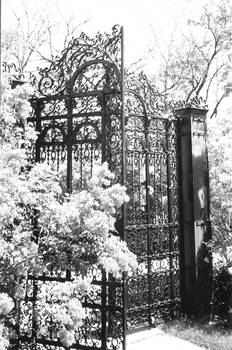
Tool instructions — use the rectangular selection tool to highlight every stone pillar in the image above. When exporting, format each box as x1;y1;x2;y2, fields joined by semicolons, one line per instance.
175;99;212;316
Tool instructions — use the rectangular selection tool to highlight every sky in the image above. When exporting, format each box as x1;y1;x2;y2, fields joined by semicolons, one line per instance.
1;0;204;73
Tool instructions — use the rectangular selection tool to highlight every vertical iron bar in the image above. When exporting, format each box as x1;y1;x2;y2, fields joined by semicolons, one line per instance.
101;271;107;350
144;115;152;325
120;26;127;350
121;25;126;236
35;100;42;163
101;92;107;350
154;154;157;225
166;119;174;318
66;96;73;193
159;155;163;222
66;96;73;280
177;117;185;313
101;93;107;162
31;99;42;346
31;278;38;343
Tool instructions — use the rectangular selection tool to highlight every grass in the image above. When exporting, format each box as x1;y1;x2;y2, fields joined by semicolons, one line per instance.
158;318;232;350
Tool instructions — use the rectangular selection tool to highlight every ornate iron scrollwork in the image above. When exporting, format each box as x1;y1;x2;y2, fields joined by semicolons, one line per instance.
2;61;26;87
34;25;122;96
124;71;181;331
174;96;208;110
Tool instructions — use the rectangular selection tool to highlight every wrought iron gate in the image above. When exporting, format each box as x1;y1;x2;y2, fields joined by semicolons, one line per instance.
124;91;181;330
15;26;181;350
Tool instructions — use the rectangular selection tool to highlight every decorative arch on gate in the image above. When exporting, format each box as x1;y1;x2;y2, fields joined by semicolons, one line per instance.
68;59;121;93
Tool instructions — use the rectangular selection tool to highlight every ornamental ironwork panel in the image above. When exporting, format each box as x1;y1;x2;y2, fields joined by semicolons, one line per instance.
14;26;125;350
124;90;181;330
11;26;182;350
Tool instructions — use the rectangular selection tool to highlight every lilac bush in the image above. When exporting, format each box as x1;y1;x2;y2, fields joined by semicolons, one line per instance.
0;75;137;348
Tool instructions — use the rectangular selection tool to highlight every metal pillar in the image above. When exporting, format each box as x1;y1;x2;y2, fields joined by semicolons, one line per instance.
176;101;212;316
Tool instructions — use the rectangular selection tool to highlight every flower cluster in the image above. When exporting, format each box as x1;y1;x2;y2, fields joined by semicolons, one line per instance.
37;162;136;279
0;324;10;350
99;235;138;278
0;294;14;316
0;77;36;148
37;277;90;346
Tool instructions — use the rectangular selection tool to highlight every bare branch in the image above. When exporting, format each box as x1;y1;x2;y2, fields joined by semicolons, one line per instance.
205;63;225;101
209;91;227;118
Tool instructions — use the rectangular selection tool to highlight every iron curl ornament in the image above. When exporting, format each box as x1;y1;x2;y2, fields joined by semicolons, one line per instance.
2;61;26;87
34;25;122;96
174;96;208;110
125;71;173;117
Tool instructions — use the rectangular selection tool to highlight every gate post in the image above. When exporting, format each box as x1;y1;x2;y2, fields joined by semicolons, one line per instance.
175;100;212;317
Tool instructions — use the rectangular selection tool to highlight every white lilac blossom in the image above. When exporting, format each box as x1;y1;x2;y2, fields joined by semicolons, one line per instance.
0;294;14;315
0;324;10;350
37;279;88;345
57;328;76;348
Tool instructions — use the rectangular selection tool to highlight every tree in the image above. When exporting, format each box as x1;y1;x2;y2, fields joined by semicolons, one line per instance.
1;0;90;73
207;108;232;319
148;0;232;117
208;110;232;267
0;73;137;348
